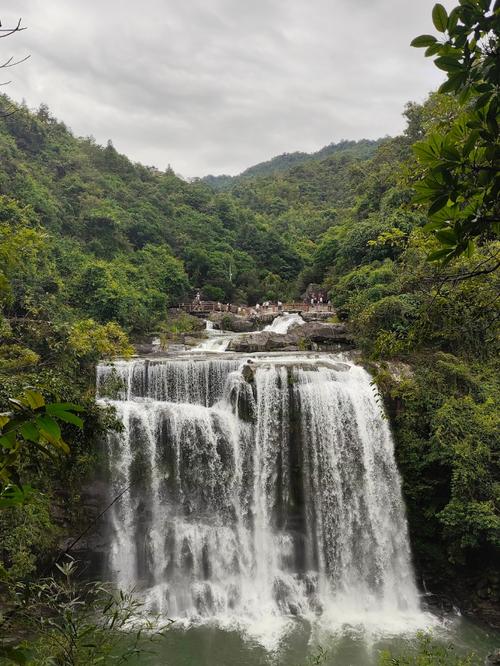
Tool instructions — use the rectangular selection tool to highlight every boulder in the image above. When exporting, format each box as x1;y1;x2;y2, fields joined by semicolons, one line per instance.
241;363;255;383
227;331;299;353
227;322;354;352
209;312;256;332
288;321;353;345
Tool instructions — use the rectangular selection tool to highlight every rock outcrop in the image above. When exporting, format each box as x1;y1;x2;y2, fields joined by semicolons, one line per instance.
209;312;257;332
227;322;354;352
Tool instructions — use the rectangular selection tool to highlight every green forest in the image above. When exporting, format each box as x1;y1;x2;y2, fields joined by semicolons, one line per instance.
0;1;499;664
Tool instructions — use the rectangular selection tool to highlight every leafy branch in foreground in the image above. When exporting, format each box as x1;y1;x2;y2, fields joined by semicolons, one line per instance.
411;1;500;262
0;558;172;665
0;390;83;508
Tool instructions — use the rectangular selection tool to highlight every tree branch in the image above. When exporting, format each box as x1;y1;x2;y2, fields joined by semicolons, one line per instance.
0;18;26;39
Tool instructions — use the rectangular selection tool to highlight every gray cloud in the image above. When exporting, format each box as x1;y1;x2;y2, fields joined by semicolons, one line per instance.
5;0;456;176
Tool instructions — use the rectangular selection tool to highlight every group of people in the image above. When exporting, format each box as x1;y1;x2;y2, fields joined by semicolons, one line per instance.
307;294;328;306
189;292;330;314
254;301;283;312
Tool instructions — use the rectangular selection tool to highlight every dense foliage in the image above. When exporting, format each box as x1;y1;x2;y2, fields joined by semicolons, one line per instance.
0;94;313;330
411;0;500;260
0;1;498;653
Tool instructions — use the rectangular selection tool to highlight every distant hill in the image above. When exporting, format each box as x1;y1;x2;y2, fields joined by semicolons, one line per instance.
202;138;384;190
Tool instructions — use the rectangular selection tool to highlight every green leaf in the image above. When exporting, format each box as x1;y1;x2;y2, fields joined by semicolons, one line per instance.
21;390;45;410
50;409;83;428
462;130;480;157
428;195;450;215
432;3;449;32
411;34;438;47
0;431;17;450
0;484;33;509
46;403;84;428
426;203;457;228
424;218;448;232
0;413;10;429
435;228;457;245
46;402;84;413
425;43;442;57
435;56;462;72
442;145;461;162
427;248;454;262
35;415;62;445
447;7;460;31
475;91;492;110
413;184;441;204
458;85;472;104
413;142;439;163
439;72;466;93
20;421;40;443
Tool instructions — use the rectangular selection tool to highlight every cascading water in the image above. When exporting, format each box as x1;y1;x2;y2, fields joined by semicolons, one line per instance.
263;313;305;334
97;352;430;645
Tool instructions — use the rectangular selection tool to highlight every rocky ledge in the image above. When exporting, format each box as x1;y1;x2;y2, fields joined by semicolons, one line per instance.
209;310;335;332
227;321;354;352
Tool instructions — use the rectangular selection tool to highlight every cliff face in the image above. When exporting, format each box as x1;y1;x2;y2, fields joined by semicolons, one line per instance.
372;360;500;632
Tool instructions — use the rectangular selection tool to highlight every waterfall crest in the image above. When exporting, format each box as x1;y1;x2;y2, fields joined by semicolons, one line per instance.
98;353;426;639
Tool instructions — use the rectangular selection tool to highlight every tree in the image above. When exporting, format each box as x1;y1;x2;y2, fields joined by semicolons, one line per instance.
0;17;29;116
411;1;500;262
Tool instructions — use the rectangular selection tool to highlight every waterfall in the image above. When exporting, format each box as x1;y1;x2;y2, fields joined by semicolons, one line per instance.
263;313;305;334
98;353;427;642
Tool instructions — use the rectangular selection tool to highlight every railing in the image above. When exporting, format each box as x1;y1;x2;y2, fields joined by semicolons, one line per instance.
177;302;333;315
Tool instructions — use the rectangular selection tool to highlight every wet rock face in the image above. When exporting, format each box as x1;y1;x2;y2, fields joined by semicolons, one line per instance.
241;363;255;383
486;649;500;665
227;322;354;353
290;321;352;343
59;480;111;578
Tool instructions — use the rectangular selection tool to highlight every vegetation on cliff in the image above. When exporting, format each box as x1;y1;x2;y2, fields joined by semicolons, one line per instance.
0;2;498;657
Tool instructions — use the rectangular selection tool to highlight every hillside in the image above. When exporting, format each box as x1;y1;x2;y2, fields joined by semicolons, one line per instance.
0;91;498;629
0;95;305;334
202;137;383;190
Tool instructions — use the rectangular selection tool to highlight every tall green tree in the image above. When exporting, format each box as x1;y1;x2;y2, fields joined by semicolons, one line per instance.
411;0;500;262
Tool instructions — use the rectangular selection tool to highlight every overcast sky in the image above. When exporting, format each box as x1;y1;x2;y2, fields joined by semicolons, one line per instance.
6;0;455;177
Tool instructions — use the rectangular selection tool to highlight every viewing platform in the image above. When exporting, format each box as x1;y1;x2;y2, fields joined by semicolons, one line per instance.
177;301;334;317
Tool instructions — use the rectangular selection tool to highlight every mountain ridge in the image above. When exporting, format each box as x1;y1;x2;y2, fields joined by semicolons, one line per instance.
201;137;384;190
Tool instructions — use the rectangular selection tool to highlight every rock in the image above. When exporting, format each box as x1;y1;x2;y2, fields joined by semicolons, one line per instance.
227;322;354;353
209;312;256;332
183;335;205;347
229;318;256;333
486;650;500;665
241;363;255;383
300;311;335;322
289;321;353;345
227;331;299;353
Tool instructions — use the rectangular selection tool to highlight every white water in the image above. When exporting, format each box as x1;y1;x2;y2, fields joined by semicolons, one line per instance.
263;313;306;334
191;320;235;352
98;352;433;648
